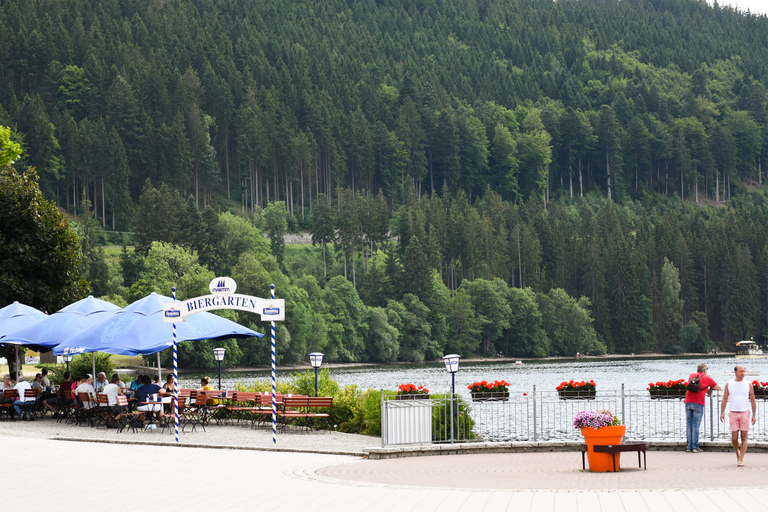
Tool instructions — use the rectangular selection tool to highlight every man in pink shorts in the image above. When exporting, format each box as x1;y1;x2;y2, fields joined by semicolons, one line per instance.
719;365;756;466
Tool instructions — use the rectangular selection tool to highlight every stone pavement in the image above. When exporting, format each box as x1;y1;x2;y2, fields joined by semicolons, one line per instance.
3;432;768;511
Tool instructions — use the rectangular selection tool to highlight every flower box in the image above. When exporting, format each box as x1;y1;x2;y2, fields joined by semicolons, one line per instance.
556;380;596;400
396;383;430;399
558;389;596;400
752;381;768;399
394;394;431;400
471;391;509;402
649;388;686;399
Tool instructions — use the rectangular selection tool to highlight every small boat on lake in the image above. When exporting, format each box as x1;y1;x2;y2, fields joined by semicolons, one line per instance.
735;340;768;359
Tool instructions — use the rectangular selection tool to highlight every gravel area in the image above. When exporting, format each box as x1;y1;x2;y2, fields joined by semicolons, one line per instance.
0;414;379;456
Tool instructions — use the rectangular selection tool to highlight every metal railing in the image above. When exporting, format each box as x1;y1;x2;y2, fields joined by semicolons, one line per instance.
381;387;768;446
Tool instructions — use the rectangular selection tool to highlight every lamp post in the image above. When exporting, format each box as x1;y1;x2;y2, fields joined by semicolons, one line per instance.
63;353;73;373
213;347;226;390
442;354;461;444
309;352;324;397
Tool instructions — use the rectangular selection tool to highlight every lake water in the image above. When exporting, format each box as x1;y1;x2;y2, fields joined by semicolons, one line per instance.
177;355;766;396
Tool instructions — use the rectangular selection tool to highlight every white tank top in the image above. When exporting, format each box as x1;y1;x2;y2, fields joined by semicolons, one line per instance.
728;379;751;412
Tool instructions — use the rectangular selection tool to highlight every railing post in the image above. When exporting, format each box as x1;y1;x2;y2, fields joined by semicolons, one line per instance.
532;385;537;442
621;383;625;425
380;389;386;447
710;391;715;441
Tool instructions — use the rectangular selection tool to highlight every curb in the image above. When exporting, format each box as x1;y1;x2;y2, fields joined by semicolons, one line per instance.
364;439;768;459
53;436;367;457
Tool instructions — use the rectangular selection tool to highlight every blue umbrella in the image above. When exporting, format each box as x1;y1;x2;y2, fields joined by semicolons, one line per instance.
0;302;48;341
2;296;121;351
53;292;262;356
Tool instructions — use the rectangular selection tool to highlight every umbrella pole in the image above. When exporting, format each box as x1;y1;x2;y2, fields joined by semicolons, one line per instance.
15;345;19;379
157;352;162;382
172;287;179;444
92;353;96;380
271;284;277;446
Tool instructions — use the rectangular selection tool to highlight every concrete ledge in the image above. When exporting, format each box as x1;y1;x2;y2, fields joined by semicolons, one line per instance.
364;440;768;459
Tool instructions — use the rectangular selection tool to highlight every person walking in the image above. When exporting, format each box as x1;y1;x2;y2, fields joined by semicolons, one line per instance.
719;365;756;466
685;363;720;452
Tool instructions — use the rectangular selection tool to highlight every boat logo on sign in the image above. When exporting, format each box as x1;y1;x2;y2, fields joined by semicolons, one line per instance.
209;277;237;296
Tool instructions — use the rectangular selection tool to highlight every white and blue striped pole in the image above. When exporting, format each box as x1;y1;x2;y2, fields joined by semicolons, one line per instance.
271;284;277;446
172;287;179;444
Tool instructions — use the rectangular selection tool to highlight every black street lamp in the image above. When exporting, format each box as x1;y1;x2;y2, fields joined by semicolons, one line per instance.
309;352;324;397
213;347;226;390
442;354;461;444
63;353;73;373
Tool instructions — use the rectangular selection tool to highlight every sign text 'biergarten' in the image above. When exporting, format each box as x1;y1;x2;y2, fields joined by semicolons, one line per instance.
162;277;285;322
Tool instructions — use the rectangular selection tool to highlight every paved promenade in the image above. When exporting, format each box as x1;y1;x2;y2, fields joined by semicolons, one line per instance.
3;424;768;511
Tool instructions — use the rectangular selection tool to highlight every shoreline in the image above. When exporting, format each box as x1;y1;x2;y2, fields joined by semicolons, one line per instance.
189;351;738;374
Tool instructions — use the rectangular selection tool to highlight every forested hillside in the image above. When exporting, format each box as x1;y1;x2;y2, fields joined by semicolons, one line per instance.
2;0;768;365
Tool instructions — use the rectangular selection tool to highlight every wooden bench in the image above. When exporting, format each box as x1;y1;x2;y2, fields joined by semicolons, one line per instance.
581;441;649;472
278;396;333;431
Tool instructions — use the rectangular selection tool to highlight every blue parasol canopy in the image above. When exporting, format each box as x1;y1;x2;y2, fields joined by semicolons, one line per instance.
0;302;48;342
53;292;262;357
2;296;120;350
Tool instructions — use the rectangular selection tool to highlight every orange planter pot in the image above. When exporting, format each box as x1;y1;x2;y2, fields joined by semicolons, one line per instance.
580;425;626;472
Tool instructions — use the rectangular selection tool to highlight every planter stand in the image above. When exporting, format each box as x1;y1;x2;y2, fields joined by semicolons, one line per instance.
580;425;627;472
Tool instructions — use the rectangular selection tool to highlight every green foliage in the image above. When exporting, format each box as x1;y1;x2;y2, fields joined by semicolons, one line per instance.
68;353;115;380
429;394;476;443
0;125;22;167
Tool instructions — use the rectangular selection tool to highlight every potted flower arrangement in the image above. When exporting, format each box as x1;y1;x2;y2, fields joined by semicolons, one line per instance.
574;410;625;472
556;380;596;400
468;380;510;401
752;381;768;399
395;383;430;400
647;379;686;399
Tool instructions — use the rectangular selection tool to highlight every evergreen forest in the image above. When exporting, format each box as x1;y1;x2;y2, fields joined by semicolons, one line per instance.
2;0;768;367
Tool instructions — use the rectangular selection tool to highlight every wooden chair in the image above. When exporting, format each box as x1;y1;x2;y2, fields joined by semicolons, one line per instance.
115;395;144;433
0;389;17;419
77;392;96;426
95;393;112;428
227;392;259;425
180;394;210;432
21;389;39;419
160;396;186;433
59;389;76;423
250;393;281;429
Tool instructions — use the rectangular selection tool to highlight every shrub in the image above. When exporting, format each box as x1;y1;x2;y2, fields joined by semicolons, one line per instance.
68;353;115;380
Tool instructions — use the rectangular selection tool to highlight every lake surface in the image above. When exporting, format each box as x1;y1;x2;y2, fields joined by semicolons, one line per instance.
178;355;766;396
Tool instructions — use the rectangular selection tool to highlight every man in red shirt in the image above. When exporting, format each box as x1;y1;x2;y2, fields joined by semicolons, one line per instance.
685;363;721;452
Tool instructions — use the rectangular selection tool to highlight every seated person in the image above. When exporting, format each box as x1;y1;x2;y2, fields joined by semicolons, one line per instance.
1;374;14;405
197;376;219;406
162;374;176;394
74;374;96;409
30;373;44;394
12;375;35;420
44;372;72;414
129;375;143;393
135;375;166;421
102;374;126;427
94;372;108;393
111;373;126;390
41;368;51;388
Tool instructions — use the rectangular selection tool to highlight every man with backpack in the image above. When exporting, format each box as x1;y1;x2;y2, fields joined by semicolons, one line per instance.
685;363;721;452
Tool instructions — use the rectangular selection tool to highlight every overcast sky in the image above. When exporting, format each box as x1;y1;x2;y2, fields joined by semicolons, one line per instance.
714;0;766;15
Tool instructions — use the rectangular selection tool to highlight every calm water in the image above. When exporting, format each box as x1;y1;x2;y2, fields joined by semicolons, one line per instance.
177;355;766;396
